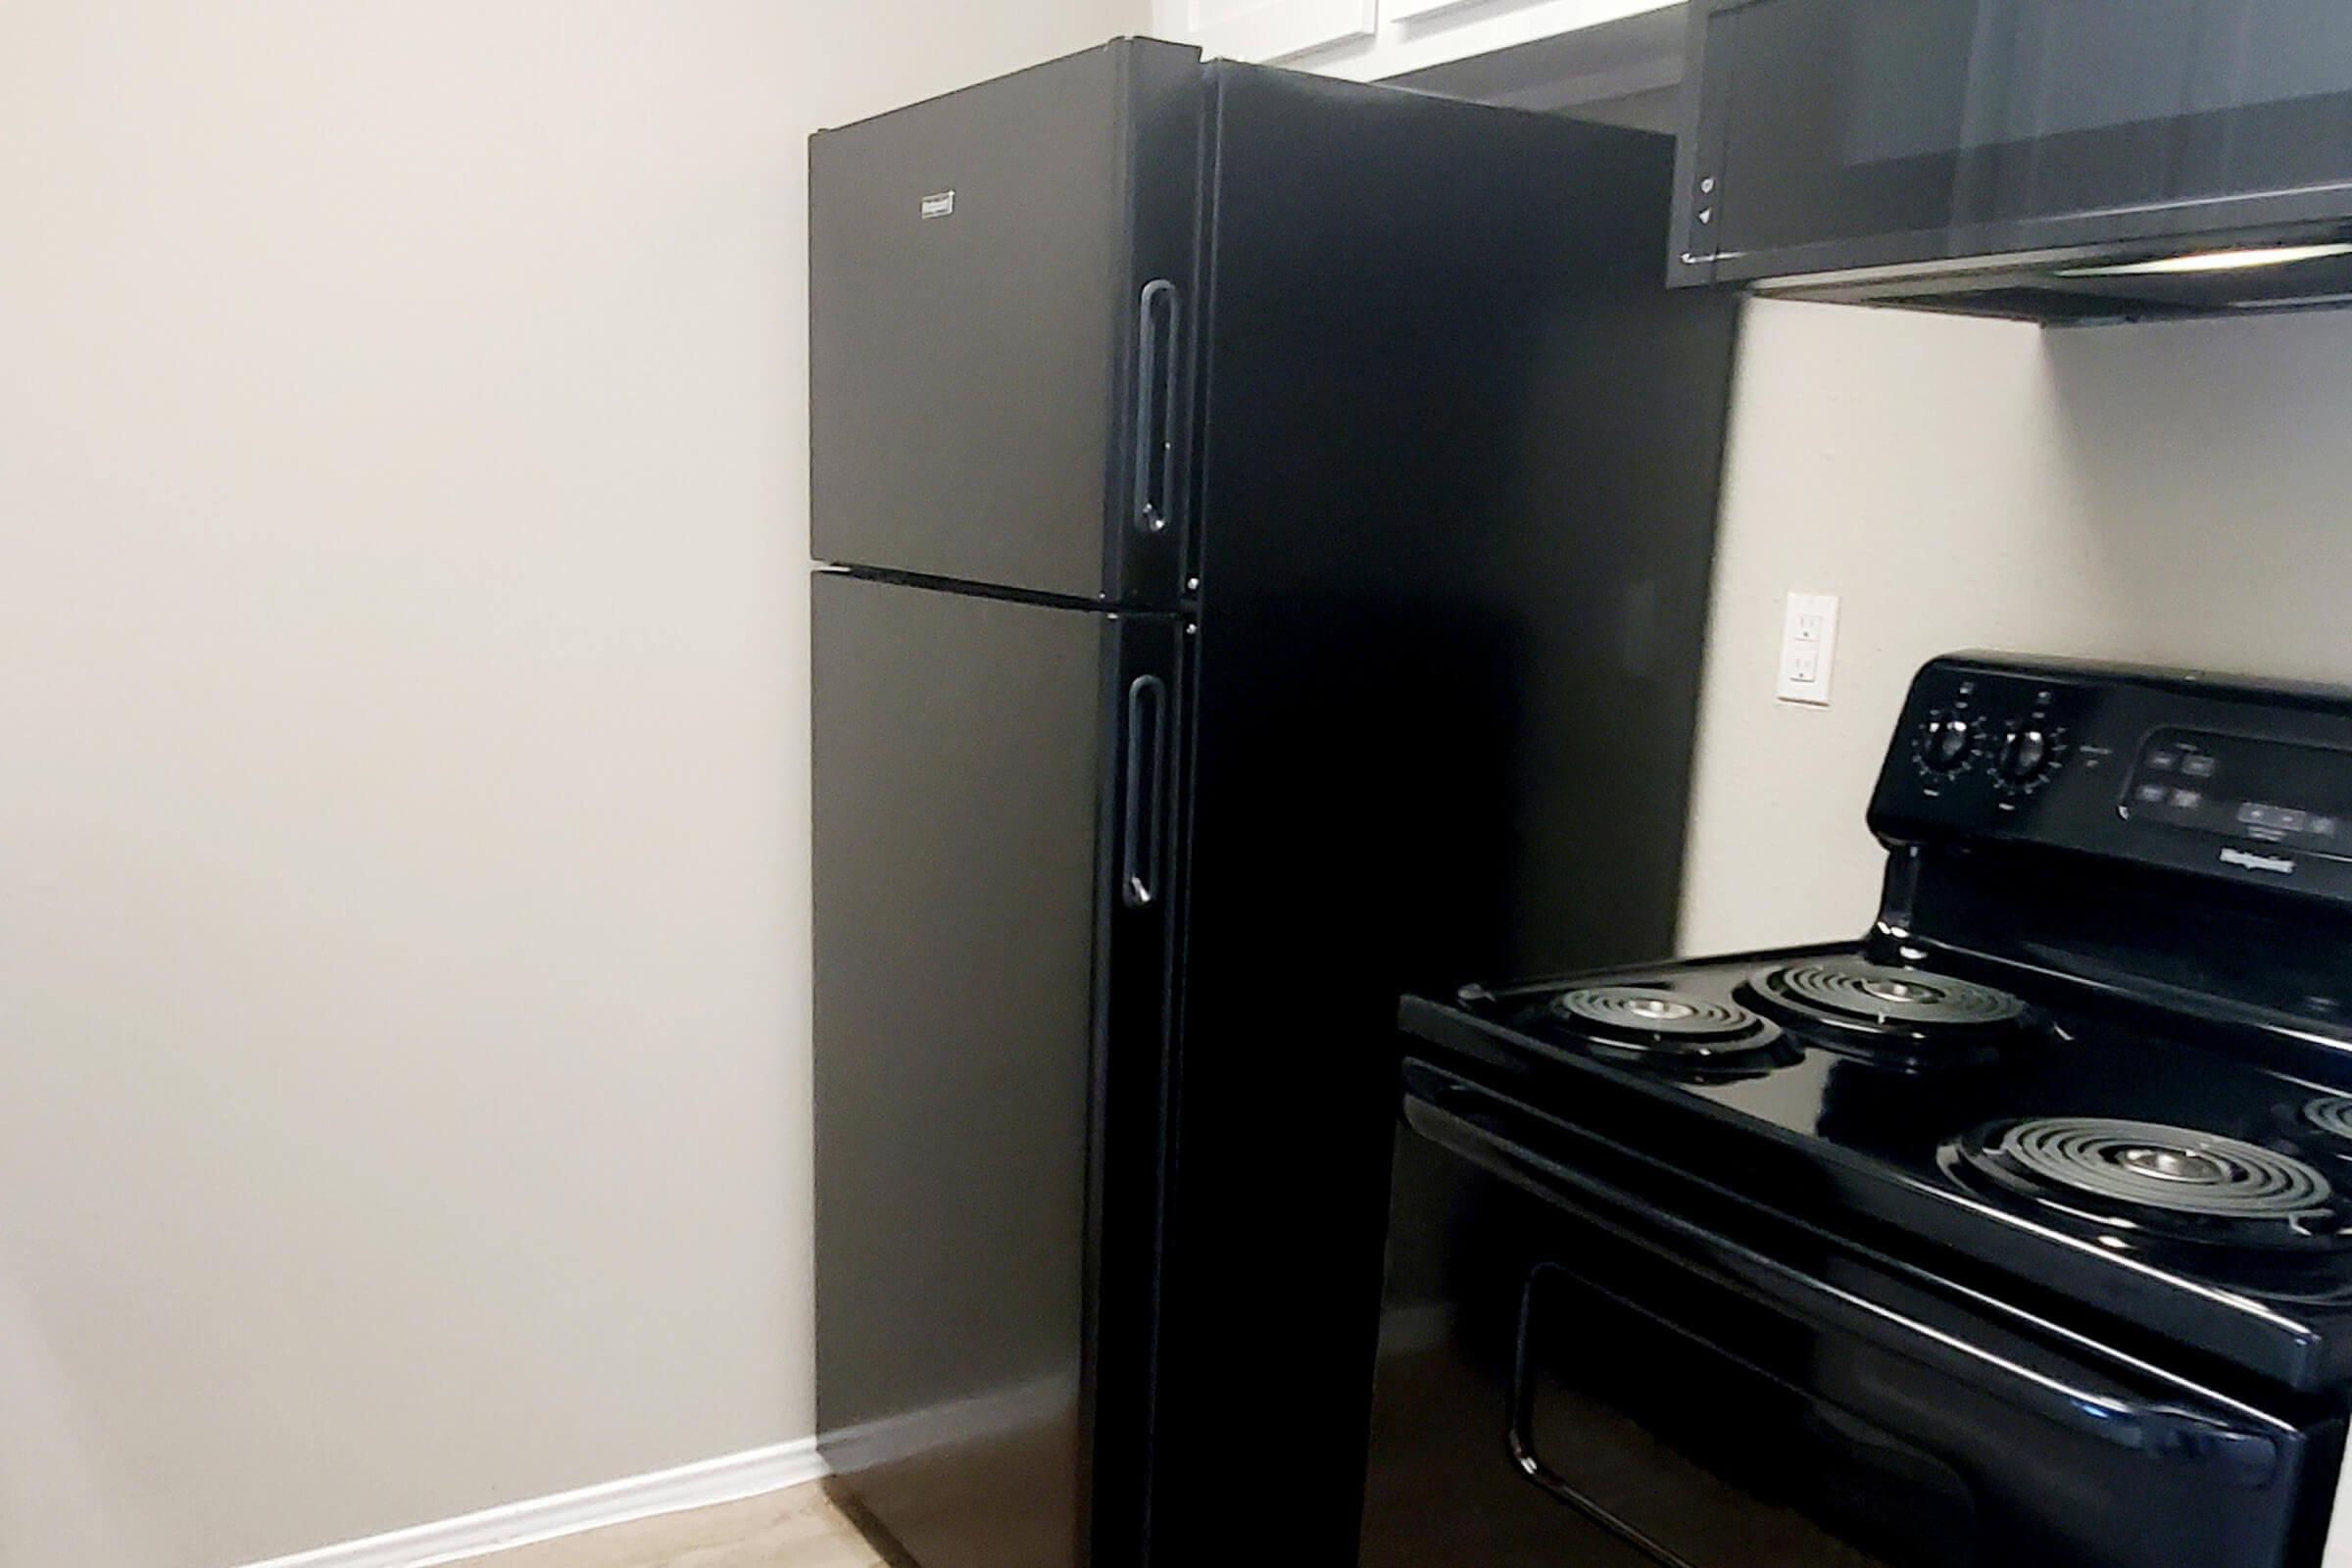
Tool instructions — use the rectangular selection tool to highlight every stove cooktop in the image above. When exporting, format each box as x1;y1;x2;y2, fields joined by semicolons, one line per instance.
1402;942;2352;1392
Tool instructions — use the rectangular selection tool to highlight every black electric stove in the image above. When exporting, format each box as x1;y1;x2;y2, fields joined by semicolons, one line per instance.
1416;947;2352;1387
1361;655;2352;1568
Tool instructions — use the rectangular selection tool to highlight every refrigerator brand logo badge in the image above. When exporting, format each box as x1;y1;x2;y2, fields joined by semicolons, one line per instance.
920;190;956;220
2220;847;2296;875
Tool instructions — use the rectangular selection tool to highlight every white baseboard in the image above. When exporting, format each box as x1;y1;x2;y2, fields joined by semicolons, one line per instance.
232;1439;828;1568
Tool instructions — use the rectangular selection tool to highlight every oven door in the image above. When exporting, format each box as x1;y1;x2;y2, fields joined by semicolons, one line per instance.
1358;1061;2336;1568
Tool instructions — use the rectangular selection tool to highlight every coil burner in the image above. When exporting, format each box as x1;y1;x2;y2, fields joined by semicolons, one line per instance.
1538;986;1789;1079
1952;1116;2352;1250
2305;1096;2352;1145
1741;957;2029;1066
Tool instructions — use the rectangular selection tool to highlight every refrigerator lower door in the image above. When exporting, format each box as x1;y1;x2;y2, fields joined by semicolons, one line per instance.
811;571;1179;1568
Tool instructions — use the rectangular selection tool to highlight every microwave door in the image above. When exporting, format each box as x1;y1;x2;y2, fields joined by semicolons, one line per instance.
1681;0;2352;302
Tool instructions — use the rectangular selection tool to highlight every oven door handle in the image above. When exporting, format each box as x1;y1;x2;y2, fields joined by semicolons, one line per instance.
1408;1094;2286;1485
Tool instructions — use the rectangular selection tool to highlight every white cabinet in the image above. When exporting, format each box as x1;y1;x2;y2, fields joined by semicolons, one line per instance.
1153;0;1682;84
1155;0;1376;67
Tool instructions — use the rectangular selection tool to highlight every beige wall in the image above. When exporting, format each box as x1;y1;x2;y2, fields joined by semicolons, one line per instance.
0;5;1140;1566
1684;297;2352;953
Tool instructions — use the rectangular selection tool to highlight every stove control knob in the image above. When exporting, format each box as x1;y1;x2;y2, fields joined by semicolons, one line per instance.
1999;726;2053;784
1924;717;1973;770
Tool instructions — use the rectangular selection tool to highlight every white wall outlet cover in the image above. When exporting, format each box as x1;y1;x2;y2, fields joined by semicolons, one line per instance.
1776;592;1838;706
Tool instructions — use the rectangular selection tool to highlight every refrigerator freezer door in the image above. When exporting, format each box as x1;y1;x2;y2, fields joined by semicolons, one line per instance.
809;40;1200;606
811;571;1179;1568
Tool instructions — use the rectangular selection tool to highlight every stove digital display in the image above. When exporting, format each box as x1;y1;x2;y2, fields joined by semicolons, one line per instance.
2124;728;2352;858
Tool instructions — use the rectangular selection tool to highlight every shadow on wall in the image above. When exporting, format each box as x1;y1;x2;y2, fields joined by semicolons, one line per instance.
2039;307;2352;687
0;1269;153;1565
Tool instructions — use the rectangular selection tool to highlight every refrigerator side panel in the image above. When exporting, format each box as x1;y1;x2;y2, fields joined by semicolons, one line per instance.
811;573;1107;1568
808;39;1200;606
1152;70;1743;1568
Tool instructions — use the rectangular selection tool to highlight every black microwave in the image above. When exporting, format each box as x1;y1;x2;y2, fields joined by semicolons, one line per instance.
1668;0;2352;322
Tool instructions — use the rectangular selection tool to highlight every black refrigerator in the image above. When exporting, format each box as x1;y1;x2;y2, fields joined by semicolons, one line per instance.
809;38;1741;1568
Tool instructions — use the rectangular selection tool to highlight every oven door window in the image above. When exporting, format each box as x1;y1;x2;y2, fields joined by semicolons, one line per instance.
1700;0;2352;268
1514;1259;1968;1568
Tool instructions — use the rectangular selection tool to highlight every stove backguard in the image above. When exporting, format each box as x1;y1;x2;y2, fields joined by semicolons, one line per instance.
1867;655;2352;1050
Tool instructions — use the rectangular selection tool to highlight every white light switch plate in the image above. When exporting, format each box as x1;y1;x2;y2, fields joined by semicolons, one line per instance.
1776;592;1838;706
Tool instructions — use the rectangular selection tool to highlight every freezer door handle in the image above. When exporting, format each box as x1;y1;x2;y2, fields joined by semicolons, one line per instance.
1130;279;1180;537
1121;674;1167;907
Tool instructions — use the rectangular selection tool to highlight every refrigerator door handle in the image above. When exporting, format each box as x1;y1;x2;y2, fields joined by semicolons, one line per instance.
1130;279;1181;537
1121;673;1167;907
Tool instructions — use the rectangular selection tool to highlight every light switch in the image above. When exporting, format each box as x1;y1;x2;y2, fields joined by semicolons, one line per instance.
1776;592;1838;706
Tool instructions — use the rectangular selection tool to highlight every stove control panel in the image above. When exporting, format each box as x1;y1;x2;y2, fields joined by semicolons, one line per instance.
1872;654;2352;904
1900;670;2080;801
2122;730;2351;856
